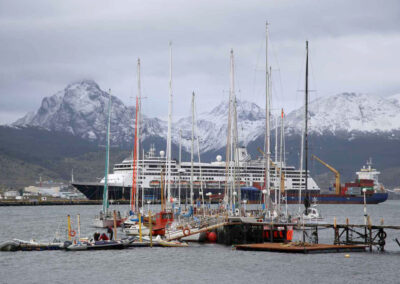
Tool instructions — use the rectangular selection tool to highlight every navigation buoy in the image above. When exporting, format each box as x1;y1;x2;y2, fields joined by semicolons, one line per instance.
345;254;350;258
207;231;217;242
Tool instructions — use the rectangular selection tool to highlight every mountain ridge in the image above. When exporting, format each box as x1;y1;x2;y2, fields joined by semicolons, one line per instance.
13;80;400;154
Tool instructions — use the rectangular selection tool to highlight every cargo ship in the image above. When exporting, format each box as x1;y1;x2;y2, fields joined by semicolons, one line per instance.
284;159;388;204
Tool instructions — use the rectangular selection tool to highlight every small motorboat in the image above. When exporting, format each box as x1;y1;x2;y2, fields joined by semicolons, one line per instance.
65;238;134;251
0;240;20;251
155;236;188;247
302;204;323;221
0;239;65;251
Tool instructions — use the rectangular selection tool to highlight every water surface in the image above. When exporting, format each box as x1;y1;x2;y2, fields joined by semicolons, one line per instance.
0;201;399;284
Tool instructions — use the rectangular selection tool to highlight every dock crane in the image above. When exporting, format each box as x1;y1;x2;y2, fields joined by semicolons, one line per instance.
311;154;341;195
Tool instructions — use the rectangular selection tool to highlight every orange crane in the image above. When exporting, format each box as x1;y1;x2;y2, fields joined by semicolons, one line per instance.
311;154;341;195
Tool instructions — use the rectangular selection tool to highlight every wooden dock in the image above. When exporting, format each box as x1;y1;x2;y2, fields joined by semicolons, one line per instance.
235;242;368;254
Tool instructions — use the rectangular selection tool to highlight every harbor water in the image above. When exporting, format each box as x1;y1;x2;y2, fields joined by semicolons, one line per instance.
1;201;399;284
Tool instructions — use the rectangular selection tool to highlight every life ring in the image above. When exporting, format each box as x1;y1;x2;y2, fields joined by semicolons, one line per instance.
183;227;191;236
69;230;76;237
235;208;240;215
378;230;387;240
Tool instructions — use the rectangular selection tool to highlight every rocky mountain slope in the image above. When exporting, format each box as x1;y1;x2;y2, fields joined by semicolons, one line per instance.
14;80;166;148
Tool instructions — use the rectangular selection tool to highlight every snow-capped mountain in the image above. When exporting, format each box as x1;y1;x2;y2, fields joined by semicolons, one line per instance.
285;92;400;135
14;80;166;146
173;100;266;153
13;80;400;155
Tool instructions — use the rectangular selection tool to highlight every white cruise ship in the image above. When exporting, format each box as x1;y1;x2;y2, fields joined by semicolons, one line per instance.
72;145;320;201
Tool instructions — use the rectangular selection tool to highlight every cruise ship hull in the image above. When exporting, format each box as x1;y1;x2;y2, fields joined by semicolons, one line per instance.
72;182;388;204
285;192;388;204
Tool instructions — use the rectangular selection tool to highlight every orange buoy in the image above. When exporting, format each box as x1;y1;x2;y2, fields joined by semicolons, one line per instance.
207;231;217;242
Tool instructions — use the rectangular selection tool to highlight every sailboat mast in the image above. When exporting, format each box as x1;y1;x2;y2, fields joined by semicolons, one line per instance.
279;109;284;209
166;41;173;208
230;49;240;210
224;63;232;211
229;49;235;212
193;96;205;212
102;90;112;213
275;115;278;163
136;58;142;211
190;92;195;206
304;40;310;210
264;22;271;209
178;129;182;206
131;97;139;212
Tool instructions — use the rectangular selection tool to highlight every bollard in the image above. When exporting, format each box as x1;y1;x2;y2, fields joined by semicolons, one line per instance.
67;215;71;241
149;211;153;247
138;212;142;243
113;210;117;240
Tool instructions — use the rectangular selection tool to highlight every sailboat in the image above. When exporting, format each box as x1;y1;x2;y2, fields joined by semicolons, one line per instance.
223;49;242;216
93;90;126;228
300;41;322;221
262;22;275;220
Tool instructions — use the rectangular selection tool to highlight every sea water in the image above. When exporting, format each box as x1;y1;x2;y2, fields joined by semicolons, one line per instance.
0;201;399;284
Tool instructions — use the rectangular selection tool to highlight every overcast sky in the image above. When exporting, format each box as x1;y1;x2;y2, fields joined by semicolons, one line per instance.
0;0;399;124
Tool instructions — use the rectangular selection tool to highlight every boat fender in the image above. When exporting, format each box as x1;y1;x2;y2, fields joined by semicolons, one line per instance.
183;227;191;236
69;230;76;237
286;230;293;241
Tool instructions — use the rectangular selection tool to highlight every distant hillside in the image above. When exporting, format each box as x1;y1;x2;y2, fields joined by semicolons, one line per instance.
0;126;102;188
0;126;188;189
0;126;99;166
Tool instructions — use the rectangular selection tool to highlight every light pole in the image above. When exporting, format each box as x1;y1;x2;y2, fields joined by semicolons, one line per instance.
243;199;247;215
147;200;151;214
262;189;267;211
233;191;238;215
363;188;368;225
178;168;185;207
206;192;212;214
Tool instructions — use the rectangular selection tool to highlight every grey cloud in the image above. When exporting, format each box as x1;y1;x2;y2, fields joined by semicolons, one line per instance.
0;0;399;124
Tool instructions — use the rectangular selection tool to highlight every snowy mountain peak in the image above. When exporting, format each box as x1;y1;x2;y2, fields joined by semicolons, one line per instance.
14;80;136;144
286;92;400;134
207;99;264;121
66;79;100;90
173;99;265;153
